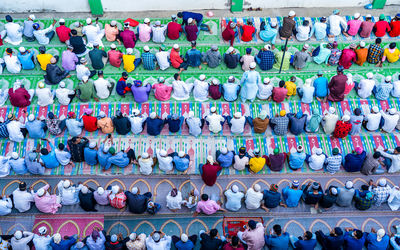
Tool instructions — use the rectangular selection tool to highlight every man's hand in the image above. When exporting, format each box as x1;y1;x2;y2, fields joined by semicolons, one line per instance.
52;19;57;25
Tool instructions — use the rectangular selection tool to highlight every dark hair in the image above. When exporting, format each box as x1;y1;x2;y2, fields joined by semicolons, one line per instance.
396;147;400;153
174;73;180;80
396;237;400;246
305;231;313;240
210;229;218;238
177;12;183;18
354;108;361;116
201;194;208;201
58;143;65;150
231;236;239;246
6;48;12;54
279;80;285;87
375;38;382;44
41;148;49;155
71;29;78;35
373;152;381;159
273;224;282;235
122;72;128;77
59;21;65;25
290;76;296;82
303;20;309;26
366;16;372;20
98;71;104;76
334;227;343;236
361;185;369;191
389;42;396;49
39;46;46;54
248;220;257;230
354;230;363;239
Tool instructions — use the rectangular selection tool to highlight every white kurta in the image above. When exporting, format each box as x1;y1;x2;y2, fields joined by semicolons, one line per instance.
193;80;209;101
240;70;261;102
166;191;183;210
171;80;193;100
36;88;54;107
206;114;225;133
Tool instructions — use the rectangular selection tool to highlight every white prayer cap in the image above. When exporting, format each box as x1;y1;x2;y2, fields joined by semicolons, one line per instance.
150;112;157;119
372;106;379;113
331;187;338;195
14;230;23;240
377;229;385;241
103;146;109;153
227;47;234;53
63;180;71;188
264;44;271;50
328;107;336;114
178;151;185;157
89;142;97;149
19;47;26;53
38;226;47;235
28;114;35;122
263;78;270;84
386;76;392;82
249;62;257;69
82;75;89;82
188;111;194;117
143;46;150;52
110;20;117;26
346;73;352;78
111;185;119;194
345;181;353;189
97;187;104;195
228;76;235;81
379;178;387;186
366;72;374;79
270;21;277;27
366;14;372;18
288;10;296;16
389;108;396;115
144;18;150;23
342;115;350;122
315;148;323;155
254;184;261;192
99;111;106;118
160;150;167;157
81;186;89;194
158;77;165;82
155;20;161;26
126;48;133;55
86;18;92;24
129;233;137;241
59;18;65;23
11;152;18;159
303;44;310;49
110;43;117;49
187;18;193;24
29;14;36;20
231;184;239;193
211;79;219;85
53;233;62;244
207;155;214;164
132;109;140;116
181;234;188;242
360;41;366;48
199;74;206;80
38;82;45;88
305;79;312;85
354;13;361;19
173;44;179;49
221;147;228;154
234;112;242;118
210;107;217;113
37;188;45;196
142;152;149;158
59;81;66;88
131;187;138;194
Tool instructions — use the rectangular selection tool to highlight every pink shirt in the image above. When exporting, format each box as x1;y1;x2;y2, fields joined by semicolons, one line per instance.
346;19;362;36
32;184;62;214
138;24;151;42
196;200;220;215
152;83;173;101
242;223;265;250
104;24;119;41
359;21;374;38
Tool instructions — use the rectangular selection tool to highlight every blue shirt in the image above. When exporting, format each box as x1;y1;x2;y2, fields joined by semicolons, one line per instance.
17;51;35;70
366;233;389;250
259;24;278;44
265;233;290;250
375;83;393;100
97;145;112;169
263;190;281;208
84;147;98;166
294;239;317;250
282;186;303;207
216;151;234;168
66;119;84;137
175;240;194;250
313;77;328;97
287;114;307;135
186;117;202;137
41;143;60;169
105;152;129;170
343;231;366;250
50;236;77;250
181;11;203;24
146;118;164;136
0;120;10;138
344;152;366;172
289;152;306;169
222;82;240;101
25;152;45;175
309;22;327;40
171;153;190;171
141;52;156;70
256;50;275;70
26;120;46;139
300;86;315;104
185;49;202;67
9;158;28;175
23;20;35;37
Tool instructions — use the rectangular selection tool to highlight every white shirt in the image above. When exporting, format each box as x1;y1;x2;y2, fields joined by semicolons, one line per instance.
129;115;147;134
138;157;153;175
57;180;82;205
206;114;225;133
388;187;400;211
166;191;183;210
392;80;400;97
0;156;10;177
3;22;23;45
193;80;209;101
155;51;170;70
7;120;25;142
35;88;54;106
328;14;347;36
308;154;326;170
56;87;75;105
12;188;34;213
145;235;171;250
230;116;246;134
0;58;4;75
33;235;52;250
296;25;311;41
357;78;375;99
364;113;382;131
0;197;12;215
4;54;21;73
380;150;400;173
257;84;273;100
224;189;244;211
156;152;173;172
171;80;193;100
82;24;103;45
11;231;34;250
233;155;249;171
94;78;112;99
33;25;54;45
76;64;91;80
55;149;71;166
151;26;168;43
380;111;399;133
322;113;338;134
245;188;263;209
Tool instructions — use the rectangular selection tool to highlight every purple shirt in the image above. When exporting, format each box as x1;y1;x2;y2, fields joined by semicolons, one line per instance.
62;50;78;71
119;30;136;48
93;190;110;205
185;25;198;41
131;85;151;103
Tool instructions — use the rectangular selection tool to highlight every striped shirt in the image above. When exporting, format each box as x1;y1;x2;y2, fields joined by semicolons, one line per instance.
141;52;156;70
0;120;10;138
109;192;127;209
325;154;342;174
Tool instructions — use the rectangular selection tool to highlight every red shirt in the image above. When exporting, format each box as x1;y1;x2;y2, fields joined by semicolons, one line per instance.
8;88;31;107
170;49;183;68
82;115;98;132
119;30;136;48
241;25;255;42
201;163;222;186
389;20;400;37
222;21;235;46
167;22;183;40
359;21;374;38
223;243;245;250
56;25;71;43
339;49;356;69
109;193;127;209
333;121;352;138
108;50;123;68
272;87;288;103
374;20;391;37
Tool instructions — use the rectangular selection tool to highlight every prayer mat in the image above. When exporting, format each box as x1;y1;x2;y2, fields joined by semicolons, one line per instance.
223;216;263;237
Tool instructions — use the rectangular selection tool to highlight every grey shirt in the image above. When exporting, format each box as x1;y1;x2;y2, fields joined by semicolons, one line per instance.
293;51;311;69
349;114;364;135
202;50;222;68
336;187;355;207
361;153;380;175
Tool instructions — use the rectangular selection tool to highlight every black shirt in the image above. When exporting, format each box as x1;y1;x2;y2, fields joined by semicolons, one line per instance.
224;54;239;69
78;188;97;212
67;137;88;162
125;191;152;214
200;233;222;250
112;116;131;135
69;36;86;54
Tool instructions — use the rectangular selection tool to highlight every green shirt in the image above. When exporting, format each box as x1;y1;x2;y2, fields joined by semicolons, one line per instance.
76;81;98;101
273;51;292;71
89;48;107;69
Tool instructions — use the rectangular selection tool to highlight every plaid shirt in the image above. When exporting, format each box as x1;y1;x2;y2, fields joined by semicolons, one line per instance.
109;192;127;209
270;116;289;136
141;52;156;70
325;154;342;174
367;44;383;64
257;50;275;70
372;185;391;206
354;191;373;210
0;119;10;138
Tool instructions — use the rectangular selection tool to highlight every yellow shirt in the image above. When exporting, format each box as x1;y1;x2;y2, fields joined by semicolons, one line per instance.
37;54;53;70
384;48;400;63
285;81;297;96
249;157;266;173
123;54;136;73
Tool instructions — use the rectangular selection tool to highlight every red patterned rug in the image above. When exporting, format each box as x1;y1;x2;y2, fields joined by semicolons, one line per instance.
223;217;264;237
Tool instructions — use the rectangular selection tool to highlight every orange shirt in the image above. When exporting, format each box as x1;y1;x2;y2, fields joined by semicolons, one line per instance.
355;48;368;66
